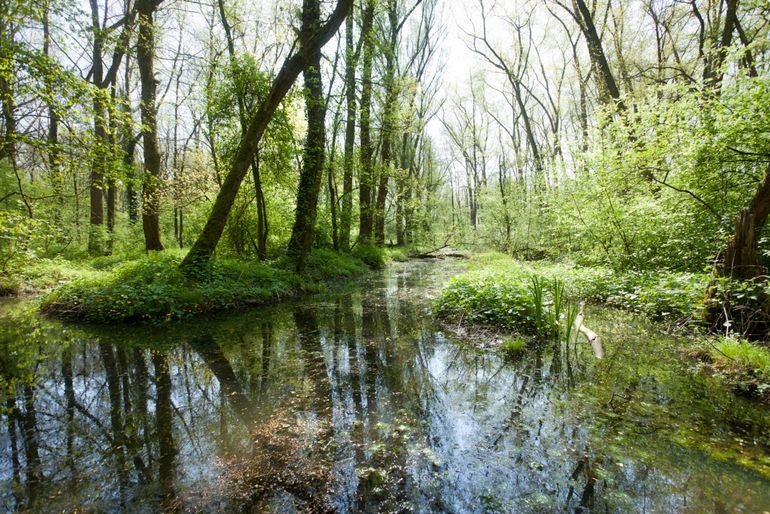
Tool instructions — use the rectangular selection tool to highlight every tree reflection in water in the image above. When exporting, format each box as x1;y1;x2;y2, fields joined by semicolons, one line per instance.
1;261;770;512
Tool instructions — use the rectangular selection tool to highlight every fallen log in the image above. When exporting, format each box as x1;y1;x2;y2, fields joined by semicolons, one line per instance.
411;244;449;259
573;301;604;359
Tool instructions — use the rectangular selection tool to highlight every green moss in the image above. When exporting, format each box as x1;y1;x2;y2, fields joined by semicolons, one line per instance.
40;249;370;323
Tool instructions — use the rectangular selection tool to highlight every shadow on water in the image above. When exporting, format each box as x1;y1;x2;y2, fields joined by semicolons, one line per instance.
1;260;769;512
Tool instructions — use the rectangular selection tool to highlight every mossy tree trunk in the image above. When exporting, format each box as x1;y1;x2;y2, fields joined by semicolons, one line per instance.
374;0;398;246
339;12;356;251
88;0;106;255
179;0;353;272
357;0;375;245
716;165;770;280
705;164;770;331
287;0;326;273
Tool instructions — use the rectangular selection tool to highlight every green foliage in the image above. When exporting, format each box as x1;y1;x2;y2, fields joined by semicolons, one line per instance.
464;253;709;322
436;270;558;337
40;249;368;322
384;247;409;262
700;335;770;399
500;336;527;357
352;244;387;269
712;336;770;382
281;248;368;282
703;277;770;335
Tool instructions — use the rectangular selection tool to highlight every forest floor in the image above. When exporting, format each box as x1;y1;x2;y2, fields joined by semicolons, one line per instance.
435;252;770;404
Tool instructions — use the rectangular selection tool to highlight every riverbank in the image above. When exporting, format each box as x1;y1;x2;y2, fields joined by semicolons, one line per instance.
435;252;770;403
35;247;400;323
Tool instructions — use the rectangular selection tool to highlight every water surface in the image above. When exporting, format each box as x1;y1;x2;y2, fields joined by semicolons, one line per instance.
1;261;769;512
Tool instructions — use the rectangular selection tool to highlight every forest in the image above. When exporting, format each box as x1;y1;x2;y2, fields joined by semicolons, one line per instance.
1;0;770;511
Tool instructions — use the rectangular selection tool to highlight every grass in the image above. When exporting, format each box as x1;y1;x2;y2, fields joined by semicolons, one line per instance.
713;337;770;380
690;335;770;402
456;252;770;401
40;249;370;323
500;336;527;357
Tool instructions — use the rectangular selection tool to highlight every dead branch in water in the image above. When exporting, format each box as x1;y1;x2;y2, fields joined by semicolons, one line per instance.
573;301;604;359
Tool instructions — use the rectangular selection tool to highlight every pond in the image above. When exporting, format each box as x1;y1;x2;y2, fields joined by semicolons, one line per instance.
1;260;769;512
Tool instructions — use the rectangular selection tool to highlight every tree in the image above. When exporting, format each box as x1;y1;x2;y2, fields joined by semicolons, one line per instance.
179;0;353;271
338;9;357;251
86;0;135;255
287;0;328;272
137;0;164;251
357;0;375;245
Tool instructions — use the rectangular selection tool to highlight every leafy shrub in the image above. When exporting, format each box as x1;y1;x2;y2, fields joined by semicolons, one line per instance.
703;277;770;337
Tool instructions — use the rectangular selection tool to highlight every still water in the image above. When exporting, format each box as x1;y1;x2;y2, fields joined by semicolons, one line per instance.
1;261;769;512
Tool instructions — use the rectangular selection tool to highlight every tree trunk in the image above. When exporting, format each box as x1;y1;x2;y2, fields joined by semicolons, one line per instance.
251;154;268;260
180;0;352;271
327;139;339;250
339;12;356;251
358;0;375;244
88;0;107;255
374;0;399;245
287;0;327;273
43;2;64;217
137;0;164;251
572;0;623;107
718;164;770;279
703;0;738;87
0;2;16;165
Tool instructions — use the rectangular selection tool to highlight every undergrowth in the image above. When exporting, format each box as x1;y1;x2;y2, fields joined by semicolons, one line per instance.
435;270;570;338
40;249;369;323
463;252;709;322
698;335;770;401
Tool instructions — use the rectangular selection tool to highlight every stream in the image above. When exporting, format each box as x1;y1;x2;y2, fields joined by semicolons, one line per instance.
1;260;769;512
